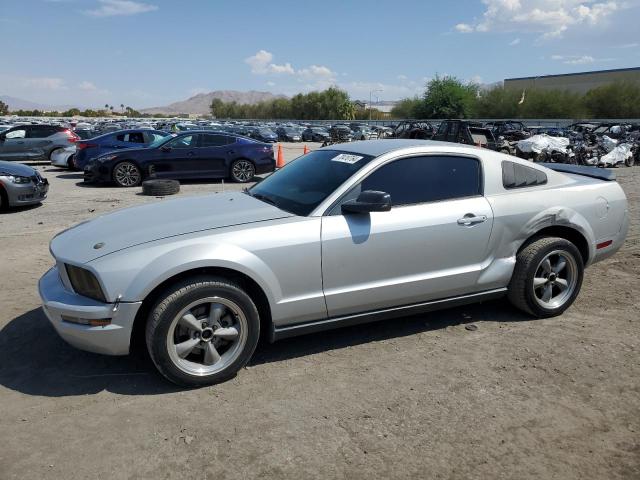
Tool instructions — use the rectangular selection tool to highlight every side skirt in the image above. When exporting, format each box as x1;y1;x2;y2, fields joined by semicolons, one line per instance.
271;288;507;341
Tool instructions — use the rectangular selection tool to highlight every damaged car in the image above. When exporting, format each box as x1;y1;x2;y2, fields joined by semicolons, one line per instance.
40;140;628;386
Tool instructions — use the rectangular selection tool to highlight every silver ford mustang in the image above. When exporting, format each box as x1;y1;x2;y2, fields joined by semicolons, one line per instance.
39;140;629;386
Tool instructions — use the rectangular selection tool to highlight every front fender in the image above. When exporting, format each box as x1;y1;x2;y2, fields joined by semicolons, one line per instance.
90;240;281;306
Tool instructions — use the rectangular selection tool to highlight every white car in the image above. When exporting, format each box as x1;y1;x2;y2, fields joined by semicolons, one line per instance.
50;145;77;169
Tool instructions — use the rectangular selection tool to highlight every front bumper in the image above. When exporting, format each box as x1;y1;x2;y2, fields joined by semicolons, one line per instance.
2;177;49;206
38;266;141;355
83;162;110;183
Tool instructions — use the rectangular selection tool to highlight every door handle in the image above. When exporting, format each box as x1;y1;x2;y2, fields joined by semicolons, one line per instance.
187;151;195;156
227;150;235;154
457;214;487;226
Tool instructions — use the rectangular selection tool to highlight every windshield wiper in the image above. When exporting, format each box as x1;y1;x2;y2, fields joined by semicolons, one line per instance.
249;192;278;207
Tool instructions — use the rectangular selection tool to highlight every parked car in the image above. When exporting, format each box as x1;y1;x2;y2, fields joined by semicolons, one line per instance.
249;128;278;143
484;121;531;141
73;129;170;170
275;127;301;142
0;124;79;162
393;121;435;139
40;139;628;386
433;120;499;150
350;125;377;140
0;160;49;209
84;131;275;187
301;127;330;142
50;145;77;169
0;124;14;133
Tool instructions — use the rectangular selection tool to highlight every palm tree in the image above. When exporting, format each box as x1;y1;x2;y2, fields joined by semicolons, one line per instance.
120;103;124;113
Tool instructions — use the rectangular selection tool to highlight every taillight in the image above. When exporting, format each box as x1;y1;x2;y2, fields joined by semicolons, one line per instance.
62;128;80;143
77;143;97;150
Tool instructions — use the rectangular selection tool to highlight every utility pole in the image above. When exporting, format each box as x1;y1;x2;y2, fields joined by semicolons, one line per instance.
369;89;382;121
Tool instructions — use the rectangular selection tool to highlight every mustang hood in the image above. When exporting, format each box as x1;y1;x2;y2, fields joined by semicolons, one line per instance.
50;192;293;263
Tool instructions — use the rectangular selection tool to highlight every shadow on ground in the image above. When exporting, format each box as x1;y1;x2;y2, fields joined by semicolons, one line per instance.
0;300;529;397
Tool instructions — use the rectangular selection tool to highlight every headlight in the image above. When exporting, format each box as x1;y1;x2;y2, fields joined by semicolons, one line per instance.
8;175;31;184
65;264;107;302
97;154;117;163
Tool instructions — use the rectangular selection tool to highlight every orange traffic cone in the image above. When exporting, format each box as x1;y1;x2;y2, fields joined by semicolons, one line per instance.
276;144;285;168
303;144;309;155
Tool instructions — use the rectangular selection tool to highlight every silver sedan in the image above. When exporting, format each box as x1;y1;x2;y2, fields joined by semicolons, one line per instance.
39;140;629;386
0;161;49;209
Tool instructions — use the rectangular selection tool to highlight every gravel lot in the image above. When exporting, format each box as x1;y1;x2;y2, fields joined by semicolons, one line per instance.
0;144;638;480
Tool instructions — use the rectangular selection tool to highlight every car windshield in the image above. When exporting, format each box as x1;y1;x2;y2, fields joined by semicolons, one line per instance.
259;129;274;135
248;149;375;216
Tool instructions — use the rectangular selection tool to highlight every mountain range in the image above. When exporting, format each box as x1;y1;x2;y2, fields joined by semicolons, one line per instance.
0;95;77;112
140;90;288;115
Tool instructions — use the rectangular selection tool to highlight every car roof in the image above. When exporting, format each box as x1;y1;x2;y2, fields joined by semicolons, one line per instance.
321;139;478;157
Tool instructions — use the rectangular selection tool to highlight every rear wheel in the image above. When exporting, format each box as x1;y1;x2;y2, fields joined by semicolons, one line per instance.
48;148;63;162
113;161;142;187
230;159;255;183
508;237;584;318
145;276;260;386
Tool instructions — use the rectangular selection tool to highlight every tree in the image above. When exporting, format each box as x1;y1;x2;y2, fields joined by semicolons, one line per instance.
390;97;422;118
0;100;8;115
120;103;125;113
419;75;478;119
584;82;640;118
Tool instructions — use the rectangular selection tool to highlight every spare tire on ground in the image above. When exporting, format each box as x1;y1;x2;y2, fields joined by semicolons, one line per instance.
142;179;180;196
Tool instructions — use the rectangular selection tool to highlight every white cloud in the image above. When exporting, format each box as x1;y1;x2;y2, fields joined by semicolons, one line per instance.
616;42;639;48
551;54;615;64
84;0;158;17
266;81;276;87
454;0;624;39
244;50;294;75
509;37;521;45
455;23;474;33
245;50;336;86
78;81;98;91
24;77;67;90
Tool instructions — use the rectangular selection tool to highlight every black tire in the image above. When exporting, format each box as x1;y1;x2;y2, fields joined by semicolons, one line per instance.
625;155;634;167
145;276;260;386
230;159;255;183
142;179;180;196
112;161;142;187
67;154;76;170
507;237;584;318
0;186;8;211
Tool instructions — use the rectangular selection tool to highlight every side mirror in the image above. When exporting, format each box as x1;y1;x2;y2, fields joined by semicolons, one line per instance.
342;190;392;214
161;145;171;152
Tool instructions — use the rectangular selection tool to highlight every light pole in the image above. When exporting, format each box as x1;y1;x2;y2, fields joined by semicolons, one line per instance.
369;89;382;121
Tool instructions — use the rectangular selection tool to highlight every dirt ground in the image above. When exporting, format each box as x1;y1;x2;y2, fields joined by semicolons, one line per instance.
0;144;638;480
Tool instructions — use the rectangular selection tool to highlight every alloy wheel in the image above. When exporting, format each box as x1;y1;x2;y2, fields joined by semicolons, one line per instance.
114;162;141;187
232;160;255;182
166;297;248;376
532;250;578;309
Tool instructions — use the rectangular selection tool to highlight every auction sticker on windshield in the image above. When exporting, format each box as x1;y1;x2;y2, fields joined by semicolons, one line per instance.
331;154;363;164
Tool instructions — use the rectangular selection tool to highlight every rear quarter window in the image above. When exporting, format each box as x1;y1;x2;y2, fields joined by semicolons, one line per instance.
502;161;547;189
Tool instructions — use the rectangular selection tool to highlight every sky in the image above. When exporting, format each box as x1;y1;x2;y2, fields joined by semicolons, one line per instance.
1;0;639;108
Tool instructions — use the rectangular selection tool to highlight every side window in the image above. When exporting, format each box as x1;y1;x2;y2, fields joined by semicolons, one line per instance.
166;134;197;149
346;155;482;208
5;128;27;139
201;134;234;147
436;122;448;136
502;161;547;189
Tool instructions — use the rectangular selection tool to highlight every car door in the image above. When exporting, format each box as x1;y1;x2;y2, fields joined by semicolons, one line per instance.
197;134;233;177
320;154;494;318
0;127;28;160
151;134;200;178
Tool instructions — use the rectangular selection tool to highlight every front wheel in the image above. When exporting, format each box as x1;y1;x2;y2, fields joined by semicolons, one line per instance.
230;159;255;183
113;161;142;187
146;276;260;386
508;237;584;318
